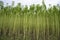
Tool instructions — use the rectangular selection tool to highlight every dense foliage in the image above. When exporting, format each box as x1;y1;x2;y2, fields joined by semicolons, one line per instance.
0;1;60;40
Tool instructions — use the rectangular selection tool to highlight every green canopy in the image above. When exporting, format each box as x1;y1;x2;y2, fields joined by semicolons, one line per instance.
0;1;4;6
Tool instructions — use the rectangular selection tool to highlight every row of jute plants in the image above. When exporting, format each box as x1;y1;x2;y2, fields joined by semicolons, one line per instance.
0;1;60;40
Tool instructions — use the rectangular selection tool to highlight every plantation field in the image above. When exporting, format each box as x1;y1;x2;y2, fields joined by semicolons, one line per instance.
0;1;60;40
